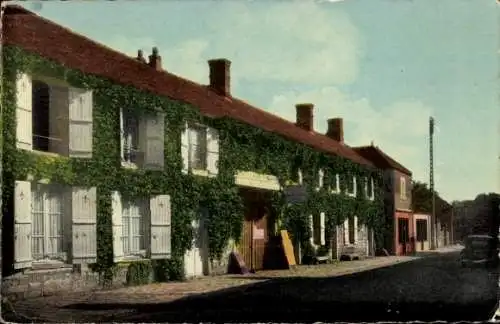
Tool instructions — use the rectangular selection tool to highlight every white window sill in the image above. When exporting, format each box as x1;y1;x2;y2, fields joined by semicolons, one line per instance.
115;253;149;263
31;259;70;271
31;150;65;158
346;192;356;198
121;161;138;169
191;169;217;178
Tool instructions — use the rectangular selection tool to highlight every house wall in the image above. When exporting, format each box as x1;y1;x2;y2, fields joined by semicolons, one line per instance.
338;223;370;259
413;213;431;251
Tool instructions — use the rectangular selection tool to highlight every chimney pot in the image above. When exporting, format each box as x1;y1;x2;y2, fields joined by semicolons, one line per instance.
326;118;344;143
208;58;231;96
295;103;314;131
148;47;162;71
136;49;147;64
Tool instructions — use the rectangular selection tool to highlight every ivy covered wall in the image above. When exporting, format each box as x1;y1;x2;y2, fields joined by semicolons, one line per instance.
2;45;386;284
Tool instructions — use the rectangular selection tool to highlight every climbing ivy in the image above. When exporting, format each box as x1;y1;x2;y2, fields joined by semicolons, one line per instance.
2;45;386;284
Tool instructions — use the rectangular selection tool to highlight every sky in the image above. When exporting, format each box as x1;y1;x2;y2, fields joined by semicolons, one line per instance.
15;0;499;202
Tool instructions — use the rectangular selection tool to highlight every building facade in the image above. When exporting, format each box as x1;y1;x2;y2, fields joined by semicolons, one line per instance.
2;5;384;298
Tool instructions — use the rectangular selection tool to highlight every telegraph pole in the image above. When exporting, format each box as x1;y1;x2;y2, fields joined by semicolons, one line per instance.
429;117;437;250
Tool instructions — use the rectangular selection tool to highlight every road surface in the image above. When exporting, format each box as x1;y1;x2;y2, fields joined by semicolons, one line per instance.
3;250;498;322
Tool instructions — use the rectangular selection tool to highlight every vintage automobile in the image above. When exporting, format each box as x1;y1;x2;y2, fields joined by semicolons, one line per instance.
460;234;499;268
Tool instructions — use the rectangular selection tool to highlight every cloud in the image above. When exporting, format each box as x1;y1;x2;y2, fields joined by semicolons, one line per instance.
268;86;434;179
103;1;362;87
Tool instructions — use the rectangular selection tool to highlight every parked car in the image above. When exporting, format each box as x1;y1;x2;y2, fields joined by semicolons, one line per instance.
460;234;499;268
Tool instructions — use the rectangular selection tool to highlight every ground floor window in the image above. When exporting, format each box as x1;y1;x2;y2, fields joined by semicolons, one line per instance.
122;199;149;257
416;219;428;241
348;216;355;244
398;218;409;244
31;183;67;261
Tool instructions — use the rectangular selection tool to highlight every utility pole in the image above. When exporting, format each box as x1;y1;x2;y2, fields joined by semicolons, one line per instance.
429;117;437;250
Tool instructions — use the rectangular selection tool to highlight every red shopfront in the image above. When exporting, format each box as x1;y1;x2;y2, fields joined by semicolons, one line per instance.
395;211;415;256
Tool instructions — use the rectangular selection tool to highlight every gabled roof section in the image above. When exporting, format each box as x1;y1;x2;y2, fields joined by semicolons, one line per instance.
3;5;374;167
353;145;412;176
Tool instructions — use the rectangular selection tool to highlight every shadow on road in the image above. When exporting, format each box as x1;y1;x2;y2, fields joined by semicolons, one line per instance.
18;253;500;322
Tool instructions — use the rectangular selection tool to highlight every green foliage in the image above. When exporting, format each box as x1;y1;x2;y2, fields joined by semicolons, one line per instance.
2;45;386;284
125;261;152;286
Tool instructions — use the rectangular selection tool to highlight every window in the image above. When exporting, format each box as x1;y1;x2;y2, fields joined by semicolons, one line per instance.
400;177;407;200
398;218;409;244
121;109;141;165
416;219;428;241
122;199;148;257
15;73;94;157
315;169;324;191
346;176;357;197
31;183;67;261
348;216;355;244
189;125;207;170
330;174;341;194
32;81;51;152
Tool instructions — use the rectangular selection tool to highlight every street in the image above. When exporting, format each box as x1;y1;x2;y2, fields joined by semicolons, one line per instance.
3;249;498;322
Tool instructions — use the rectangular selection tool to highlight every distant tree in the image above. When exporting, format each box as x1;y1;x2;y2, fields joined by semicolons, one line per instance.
411;180;433;213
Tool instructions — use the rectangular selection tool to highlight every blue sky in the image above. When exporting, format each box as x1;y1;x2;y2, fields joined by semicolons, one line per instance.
17;0;499;202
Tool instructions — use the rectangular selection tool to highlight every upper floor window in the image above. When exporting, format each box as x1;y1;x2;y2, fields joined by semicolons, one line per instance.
400;177;407;200
365;177;375;200
181;123;219;176
346;175;357;197
330;174;341;194
316;169;324;191
15;73;93;158
120;108;165;170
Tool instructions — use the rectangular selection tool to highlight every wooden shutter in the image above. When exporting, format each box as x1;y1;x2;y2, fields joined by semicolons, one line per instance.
353;216;358;244
111;191;124;261
150;194;172;259
206;127;219;175
308;214;315;245
14;180;32;269
120;108;125;161
139;112;165;170
298;169;303;185
71;187;97;264
181;123;189;174
343;218;349;245
68;88;93;158
16;73;33;151
319;212;326;246
317;169;324;191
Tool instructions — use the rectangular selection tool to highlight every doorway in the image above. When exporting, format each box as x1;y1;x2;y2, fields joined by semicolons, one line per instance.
398;218;410;255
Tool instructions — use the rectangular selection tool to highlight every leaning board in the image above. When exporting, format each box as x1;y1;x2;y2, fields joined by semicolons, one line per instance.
280;230;296;266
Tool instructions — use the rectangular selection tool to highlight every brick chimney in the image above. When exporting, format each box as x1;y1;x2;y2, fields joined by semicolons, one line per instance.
148;47;162;71
136;50;147;64
208;58;231;96
326;118;344;143
295;103;314;131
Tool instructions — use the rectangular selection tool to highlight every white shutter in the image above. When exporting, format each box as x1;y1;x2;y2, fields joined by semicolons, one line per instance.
68;87;93;158
111;191;124;261
16;73;33;151
181;123;190;174
120;108;125;161
343;218;349;245
354;216;358;244
316;169;324;191
206;127;220;175
335;174;340;193
14;180;32;269
298;169;303;185
71;187;97;264
319;212;326;245
150;194;172;259
140;112;165;170
308;214;315;245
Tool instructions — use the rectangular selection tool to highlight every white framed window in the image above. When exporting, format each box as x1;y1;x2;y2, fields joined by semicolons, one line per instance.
15;72;93;157
189;125;208;170
330;174;341;194
120;109;165;170
344;216;358;245
365;177;375;200
181;124;219;176
31;183;67;262
112;192;172;262
315;169;324;191
400;177;407;200
346;176;357;197
121;109;141;166
122;199;148;257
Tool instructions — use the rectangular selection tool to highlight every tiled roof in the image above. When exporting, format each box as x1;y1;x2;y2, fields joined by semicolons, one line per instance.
353;145;412;176
3;5;374;167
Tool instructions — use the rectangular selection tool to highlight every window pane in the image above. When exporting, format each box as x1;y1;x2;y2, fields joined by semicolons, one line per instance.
122;202;130;255
123;111;140;163
31;187;45;260
46;187;63;257
122;200;146;256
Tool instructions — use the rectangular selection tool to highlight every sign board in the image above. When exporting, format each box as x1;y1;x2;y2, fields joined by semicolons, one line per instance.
253;226;265;240
284;185;307;204
280;230;296;267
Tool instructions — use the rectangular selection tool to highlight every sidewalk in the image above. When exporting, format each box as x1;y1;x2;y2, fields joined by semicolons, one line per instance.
415;244;463;257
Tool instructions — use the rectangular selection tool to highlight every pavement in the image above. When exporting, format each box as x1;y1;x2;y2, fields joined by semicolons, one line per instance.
4;244;497;323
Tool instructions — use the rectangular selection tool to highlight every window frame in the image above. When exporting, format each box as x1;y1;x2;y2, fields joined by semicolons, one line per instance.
346;175;357;197
187;123;208;171
121;198;149;258
120;108;142;168
30;183;68;264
